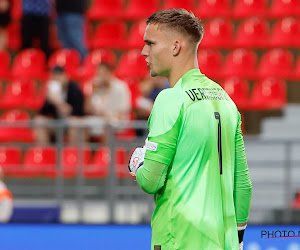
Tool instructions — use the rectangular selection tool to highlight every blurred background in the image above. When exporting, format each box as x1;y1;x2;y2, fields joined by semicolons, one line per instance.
0;0;299;249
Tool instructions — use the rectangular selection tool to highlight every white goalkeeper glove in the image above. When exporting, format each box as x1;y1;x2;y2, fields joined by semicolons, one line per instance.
128;147;146;177
238;224;247;250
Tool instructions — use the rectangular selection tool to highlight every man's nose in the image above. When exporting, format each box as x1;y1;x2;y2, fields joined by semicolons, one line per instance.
141;45;148;57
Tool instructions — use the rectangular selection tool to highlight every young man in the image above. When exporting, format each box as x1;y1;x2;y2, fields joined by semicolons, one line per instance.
128;9;252;250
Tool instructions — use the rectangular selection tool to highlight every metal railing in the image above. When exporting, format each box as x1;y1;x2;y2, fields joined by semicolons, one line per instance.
1;120;300;224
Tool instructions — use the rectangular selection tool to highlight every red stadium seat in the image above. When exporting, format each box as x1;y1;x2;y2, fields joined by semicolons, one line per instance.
0;50;11;79
223;49;258;79
76;49;116;81
124;0;159;20
115;147;130;178
270;18;300;48
222;77;250;109
11;49;47;80
197;49;223;79
48;49;81;78
232;0;267;19
270;0;300;18
249;78;286;110
6;21;21;50
258;49;294;79
200;19;234;49
92;22;127;50
162;0;194;10
0;146;22;177
23;146;57;177
60;147;92;178
114;50;148;80
86;0;124;20
0;110;34;143
235;18;270;49
2;79;37;109
195;0;231;19
294;56;300;80
127;20;147;49
84;147;110;178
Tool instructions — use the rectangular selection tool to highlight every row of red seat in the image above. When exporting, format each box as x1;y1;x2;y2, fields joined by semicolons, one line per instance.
9;0;300;22
221;77;286;111
0;146;131;178
86;17;300;50
1;48;300;84
87;0;300;20
5;17;300;51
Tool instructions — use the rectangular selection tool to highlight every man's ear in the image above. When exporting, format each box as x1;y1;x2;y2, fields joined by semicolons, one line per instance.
173;40;181;56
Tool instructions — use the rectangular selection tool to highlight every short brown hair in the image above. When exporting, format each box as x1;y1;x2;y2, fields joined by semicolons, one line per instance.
146;8;204;44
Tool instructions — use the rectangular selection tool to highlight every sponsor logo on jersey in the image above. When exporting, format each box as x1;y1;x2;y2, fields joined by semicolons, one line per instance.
146;141;158;152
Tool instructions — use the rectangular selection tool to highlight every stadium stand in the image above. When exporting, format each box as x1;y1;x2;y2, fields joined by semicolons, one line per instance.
127;20;147;49
0;146;22;176
86;0;124;20
195;0;230;19
232;0;268;19
222;77;250;110
235;17;270;49
11;49;48;80
91;21;128;50
269;0;300;18
48;49;81;79
0;110;34;142
197;49;223;79
222;49;258;79
200;18;234;48
270;17;300;48
0;50;11;80
257;49;294;79
248;78;287;110
124;0;159;20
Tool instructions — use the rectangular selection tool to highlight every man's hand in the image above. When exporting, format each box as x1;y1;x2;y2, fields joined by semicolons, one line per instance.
128;147;146;177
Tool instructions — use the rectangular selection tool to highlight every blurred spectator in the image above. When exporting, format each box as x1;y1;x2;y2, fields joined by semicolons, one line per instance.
134;76;168;137
85;63;131;142
35;66;85;144
55;0;87;60
0;166;13;223
22;0;51;57
0;0;10;50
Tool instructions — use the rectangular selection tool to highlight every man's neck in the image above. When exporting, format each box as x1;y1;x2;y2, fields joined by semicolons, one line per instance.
168;57;199;88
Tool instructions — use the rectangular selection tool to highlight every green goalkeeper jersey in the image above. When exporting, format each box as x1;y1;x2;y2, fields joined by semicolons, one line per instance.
143;69;251;250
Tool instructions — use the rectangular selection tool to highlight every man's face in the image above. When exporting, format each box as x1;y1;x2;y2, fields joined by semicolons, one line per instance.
94;65;111;88
141;24;174;77
52;72;68;86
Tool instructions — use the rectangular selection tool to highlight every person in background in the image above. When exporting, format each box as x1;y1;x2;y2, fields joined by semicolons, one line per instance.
0;166;13;223
35;66;85;144
55;0;87;60
0;0;11;51
22;0;51;57
85;63;131;143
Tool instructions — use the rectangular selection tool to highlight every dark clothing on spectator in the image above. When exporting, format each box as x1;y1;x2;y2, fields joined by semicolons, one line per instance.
23;0;51;16
56;0;86;14
55;0;87;60
22;0;51;57
39;82;84;118
0;1;11;27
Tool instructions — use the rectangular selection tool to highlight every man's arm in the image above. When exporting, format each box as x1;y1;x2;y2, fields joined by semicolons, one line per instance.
234;113;252;224
136;159;168;194
234;113;252;249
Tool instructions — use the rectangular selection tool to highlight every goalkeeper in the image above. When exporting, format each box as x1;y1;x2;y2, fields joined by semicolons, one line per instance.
129;9;252;250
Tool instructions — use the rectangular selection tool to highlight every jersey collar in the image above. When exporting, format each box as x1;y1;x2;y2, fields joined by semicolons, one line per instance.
173;68;203;89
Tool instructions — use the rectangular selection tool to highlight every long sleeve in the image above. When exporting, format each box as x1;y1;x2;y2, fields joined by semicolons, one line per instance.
136;159;168;194
234;113;252;223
